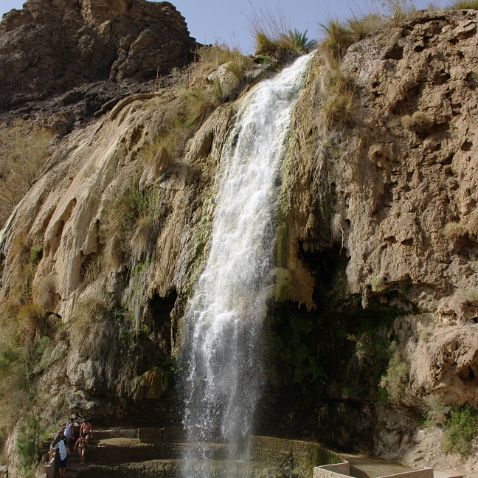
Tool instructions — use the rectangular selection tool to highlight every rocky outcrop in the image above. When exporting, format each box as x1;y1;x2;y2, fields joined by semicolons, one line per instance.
267;8;478;475
0;0;196;111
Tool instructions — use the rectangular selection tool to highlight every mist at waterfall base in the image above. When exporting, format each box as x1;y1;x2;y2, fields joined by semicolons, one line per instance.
179;52;314;478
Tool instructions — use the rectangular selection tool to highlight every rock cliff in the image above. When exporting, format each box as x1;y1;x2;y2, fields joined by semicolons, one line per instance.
0;0;196;130
0;2;478;477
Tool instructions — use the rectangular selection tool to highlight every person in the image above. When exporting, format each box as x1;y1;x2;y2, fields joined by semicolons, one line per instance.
74;434;87;465
51;434;68;477
80;419;93;444
64;418;74;450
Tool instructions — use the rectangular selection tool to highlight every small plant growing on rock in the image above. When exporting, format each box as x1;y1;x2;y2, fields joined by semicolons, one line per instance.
69;297;122;361
320;20;355;61
371;275;387;293
464;289;478;305
383;0;416;24
401;111;434;134
379;343;409;404
442;405;478;457
251;8;315;59
443;222;466;243
466;209;478;239
318;63;359;131
422;395;451;427
451;0;478;10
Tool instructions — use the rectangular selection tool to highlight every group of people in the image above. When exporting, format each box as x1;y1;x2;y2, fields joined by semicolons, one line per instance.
50;416;93;476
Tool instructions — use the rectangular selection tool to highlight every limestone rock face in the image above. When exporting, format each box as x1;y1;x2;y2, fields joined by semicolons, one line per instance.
0;0;196;109
274;8;478;474
337;8;478;408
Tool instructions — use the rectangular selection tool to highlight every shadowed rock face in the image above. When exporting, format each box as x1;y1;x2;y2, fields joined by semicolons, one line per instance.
0;0;197;109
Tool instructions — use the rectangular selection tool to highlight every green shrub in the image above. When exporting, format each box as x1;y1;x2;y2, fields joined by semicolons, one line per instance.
17;414;42;476
423;396;451;427
443;405;478;456
379;344;409;404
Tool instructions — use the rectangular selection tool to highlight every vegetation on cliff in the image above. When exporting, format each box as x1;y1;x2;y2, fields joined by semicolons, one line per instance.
0;121;53;228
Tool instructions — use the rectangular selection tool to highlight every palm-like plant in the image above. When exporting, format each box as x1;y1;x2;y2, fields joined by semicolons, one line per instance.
284;29;317;53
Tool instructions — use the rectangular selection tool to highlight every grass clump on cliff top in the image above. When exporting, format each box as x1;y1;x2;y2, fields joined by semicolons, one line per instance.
190;44;252;82
251;8;316;59
318;1;416;61
0;120;53;228
450;0;478;10
255;29;316;58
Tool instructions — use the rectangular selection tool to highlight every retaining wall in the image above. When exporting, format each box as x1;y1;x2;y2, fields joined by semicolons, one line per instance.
313;464;435;478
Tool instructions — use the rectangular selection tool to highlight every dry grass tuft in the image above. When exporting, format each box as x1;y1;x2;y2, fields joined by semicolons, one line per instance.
347;14;383;41
0;120;53;228
443;222;466;243
32;275;56;312
251;8;316;59
102;176;160;262
16;302;45;338
320;20;355;61
385;0;417;24
318;62;359;131
69;298;119;360
190;45;252;82
130;215;158;257
183;84;223;127
450;0;478;9
401;111;434;134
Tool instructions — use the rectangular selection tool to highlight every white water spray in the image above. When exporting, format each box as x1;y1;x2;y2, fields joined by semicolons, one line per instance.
181;53;314;478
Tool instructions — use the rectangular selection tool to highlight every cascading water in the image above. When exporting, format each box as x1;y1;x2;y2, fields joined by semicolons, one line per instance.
180;52;314;478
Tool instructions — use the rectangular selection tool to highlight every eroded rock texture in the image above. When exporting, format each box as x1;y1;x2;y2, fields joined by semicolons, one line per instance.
0;0;196;110
267;9;478;474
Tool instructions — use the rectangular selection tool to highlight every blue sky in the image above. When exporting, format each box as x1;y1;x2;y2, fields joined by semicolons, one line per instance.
2;0;449;53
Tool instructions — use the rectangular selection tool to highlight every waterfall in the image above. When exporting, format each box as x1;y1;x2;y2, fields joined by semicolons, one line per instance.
180;52;314;478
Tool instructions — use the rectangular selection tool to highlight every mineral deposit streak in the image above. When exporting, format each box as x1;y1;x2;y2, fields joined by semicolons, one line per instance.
181;52;314;478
